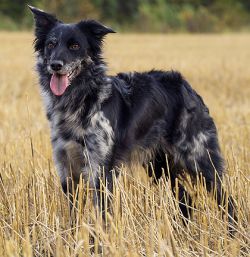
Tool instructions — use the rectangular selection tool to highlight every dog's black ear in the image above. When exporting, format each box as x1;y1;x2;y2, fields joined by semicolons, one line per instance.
78;20;115;39
28;5;59;30
28;5;60;52
78;20;115;56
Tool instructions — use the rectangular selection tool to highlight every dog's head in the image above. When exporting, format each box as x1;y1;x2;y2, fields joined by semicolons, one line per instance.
29;6;115;96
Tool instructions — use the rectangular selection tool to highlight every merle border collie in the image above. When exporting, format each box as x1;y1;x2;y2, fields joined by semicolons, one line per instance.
29;6;236;230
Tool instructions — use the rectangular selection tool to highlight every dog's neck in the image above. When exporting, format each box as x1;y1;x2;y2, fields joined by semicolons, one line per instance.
39;58;111;122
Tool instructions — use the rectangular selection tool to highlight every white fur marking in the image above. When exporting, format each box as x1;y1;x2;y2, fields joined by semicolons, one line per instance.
192;132;208;157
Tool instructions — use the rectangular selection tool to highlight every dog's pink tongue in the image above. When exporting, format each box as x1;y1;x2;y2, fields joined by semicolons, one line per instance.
50;74;69;96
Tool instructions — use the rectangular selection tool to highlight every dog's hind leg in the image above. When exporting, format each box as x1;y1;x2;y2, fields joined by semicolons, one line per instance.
187;148;237;233
172;122;237;233
146;150;193;220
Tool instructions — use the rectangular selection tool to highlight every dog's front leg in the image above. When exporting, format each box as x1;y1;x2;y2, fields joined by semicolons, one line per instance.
93;167;116;219
85;151;115;219
52;138;87;199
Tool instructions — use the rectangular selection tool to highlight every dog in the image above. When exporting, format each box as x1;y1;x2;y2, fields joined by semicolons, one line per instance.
29;6;236;230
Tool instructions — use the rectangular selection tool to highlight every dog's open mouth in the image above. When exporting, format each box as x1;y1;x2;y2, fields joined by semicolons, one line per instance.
50;66;81;96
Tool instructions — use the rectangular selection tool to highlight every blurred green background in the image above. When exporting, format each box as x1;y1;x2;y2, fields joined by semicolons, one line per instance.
1;0;250;32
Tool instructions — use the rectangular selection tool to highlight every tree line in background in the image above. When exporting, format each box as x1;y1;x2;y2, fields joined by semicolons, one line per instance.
0;0;250;32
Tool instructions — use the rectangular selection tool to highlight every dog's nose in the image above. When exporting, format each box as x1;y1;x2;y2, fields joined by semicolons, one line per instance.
50;61;63;71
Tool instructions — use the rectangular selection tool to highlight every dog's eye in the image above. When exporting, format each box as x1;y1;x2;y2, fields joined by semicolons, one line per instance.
69;43;80;50
47;43;55;49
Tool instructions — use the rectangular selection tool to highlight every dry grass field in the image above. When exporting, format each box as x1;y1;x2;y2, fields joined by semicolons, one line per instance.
0;32;249;256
